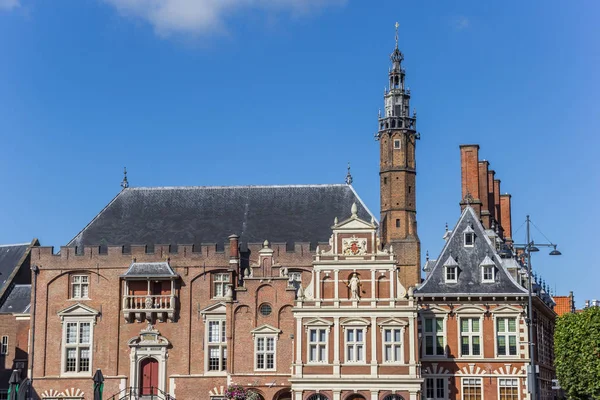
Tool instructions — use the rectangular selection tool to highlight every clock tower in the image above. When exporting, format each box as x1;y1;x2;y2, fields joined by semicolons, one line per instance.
376;23;421;287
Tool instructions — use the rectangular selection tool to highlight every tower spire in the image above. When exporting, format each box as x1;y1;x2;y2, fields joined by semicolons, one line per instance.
121;167;129;189
395;21;399;49
345;162;353;185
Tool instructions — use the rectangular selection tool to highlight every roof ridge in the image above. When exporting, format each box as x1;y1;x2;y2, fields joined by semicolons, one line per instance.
128;184;348;190
0;243;30;247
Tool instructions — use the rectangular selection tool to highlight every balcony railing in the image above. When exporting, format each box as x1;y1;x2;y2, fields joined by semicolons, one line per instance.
123;294;176;323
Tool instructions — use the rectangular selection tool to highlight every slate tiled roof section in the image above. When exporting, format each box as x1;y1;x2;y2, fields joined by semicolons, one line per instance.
0;244;29;293
0;285;31;314
123;262;178;278
415;206;527;296
66;185;376;249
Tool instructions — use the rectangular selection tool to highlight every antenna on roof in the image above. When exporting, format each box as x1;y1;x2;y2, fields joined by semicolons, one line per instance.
121;167;129;189
345;162;353;185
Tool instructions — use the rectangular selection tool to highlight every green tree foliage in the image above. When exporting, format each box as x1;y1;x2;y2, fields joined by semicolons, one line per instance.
554;306;600;400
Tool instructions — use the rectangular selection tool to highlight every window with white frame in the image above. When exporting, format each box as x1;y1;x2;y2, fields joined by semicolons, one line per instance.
464;232;474;246
424;317;445;356
445;266;457;282
482;265;495;282
288;271;301;290
425;377;446;400
394;139;401;149
345;328;365;363
0;336;7;355
207;319;227;371
499;378;519;400
460;318;481;357
382;327;403;363
71;275;89;299
308;328;327;363
255;335;276;370
462;378;482;400
496;317;518;356
63;320;92;374
213;273;230;298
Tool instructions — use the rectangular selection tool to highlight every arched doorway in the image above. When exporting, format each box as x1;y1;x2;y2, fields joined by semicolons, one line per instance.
274;389;292;400
345;395;366;400
383;395;404;400
307;395;329;400
139;357;159;395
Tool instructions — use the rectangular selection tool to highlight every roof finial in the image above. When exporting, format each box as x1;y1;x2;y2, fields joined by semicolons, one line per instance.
351;202;358;217
425;250;429;261
121;167;129;189
345;162;353;185
445;222;449;232
395;22;399;49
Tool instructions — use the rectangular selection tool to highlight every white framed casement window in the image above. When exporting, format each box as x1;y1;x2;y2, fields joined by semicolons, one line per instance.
382;327;404;363
482;265;494;282
71;275;89;299
461;378;482;400
393;139;401;149
445;266;457;283
498;378;519;400
423;317;445;357
425;377;446;400
463;225;475;248
443;256;459;283
307;328;328;363
345;328;365;363
0;336;7;355
496;317;518;356
206;319;227;372
62;320;93;375
255;335;276;370
212;273;230;298
459;317;482;357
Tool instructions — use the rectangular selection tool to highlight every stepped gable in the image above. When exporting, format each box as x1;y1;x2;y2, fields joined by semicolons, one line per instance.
0;284;31;314
0;243;29;293
415;206;526;296
67;184;375;249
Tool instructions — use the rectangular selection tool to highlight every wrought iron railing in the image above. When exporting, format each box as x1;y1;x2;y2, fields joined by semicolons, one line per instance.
108;386;174;400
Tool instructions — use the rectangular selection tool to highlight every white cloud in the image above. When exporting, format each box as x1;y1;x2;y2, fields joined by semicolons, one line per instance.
103;0;345;37
451;15;470;31
0;0;20;11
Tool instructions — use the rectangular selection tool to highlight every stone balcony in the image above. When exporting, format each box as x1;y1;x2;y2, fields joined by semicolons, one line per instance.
122;294;176;323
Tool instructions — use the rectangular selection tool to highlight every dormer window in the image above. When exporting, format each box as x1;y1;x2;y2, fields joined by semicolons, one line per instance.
443;256;459;283
463;225;475;247
480;255;495;283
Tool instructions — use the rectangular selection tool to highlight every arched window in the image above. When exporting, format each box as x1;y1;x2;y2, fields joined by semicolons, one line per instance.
307;395;329;400
383;395;404;400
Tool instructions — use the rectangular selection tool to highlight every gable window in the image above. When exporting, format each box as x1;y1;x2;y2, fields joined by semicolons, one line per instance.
345;328;365;363
445;266;457;282
425;378;446;400
460;318;481;357
496;317;518;356
0;336;7;355
498;378;519;400
382;328;403;363
462;378;482;400
207;319;227;371
482;265;495;282
424;317;445;356
63;321;91;374
464;232;474;246
71;275;89;299
213;273;229;298
255;336;276;370
308;328;327;363
394;139;401;149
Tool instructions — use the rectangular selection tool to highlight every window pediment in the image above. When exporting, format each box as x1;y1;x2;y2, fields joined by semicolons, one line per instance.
378;317;408;327
491;305;522;314
420;305;449;315
340;317;370;326
250;324;281;337
454;305;486;314
200;302;227;321
479;255;495;266
304;317;333;327
57;303;100;321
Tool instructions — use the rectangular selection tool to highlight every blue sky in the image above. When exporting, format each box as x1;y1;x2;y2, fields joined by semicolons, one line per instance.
0;1;598;305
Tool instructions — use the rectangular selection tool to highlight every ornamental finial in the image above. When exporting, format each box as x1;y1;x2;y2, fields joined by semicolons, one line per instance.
395;22;399;49
345;162;353;185
121;167;129;189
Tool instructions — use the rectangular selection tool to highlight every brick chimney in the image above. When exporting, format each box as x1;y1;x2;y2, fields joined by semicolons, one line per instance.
493;179;503;237
500;194;512;243
459;145;482;215
478;160;491;228
487;170;496;223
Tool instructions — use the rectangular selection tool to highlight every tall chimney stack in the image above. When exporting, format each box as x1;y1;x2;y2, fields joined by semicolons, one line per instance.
500;194;512;243
493;179;503;237
487;170;496;223
459;145;482;215
478;160;491;228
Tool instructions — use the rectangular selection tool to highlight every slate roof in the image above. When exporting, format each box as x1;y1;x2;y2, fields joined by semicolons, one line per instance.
0;285;31;314
67;185;375;249
123;262;178;278
0;244;29;294
415;206;527;296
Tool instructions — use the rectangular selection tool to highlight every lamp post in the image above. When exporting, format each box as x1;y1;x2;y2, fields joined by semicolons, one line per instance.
514;215;561;400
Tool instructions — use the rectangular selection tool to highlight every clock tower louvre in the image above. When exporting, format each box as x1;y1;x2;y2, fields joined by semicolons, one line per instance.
376;23;421;287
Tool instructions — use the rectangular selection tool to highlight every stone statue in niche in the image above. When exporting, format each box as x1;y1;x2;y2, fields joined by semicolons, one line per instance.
347;273;361;300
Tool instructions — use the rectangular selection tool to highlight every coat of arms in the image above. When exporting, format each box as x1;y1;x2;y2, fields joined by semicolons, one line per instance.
342;237;367;256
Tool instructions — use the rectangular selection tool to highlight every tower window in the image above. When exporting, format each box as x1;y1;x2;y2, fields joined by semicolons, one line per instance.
383;177;387;184
408;185;411;194
394;139;401;149
395;219;400;228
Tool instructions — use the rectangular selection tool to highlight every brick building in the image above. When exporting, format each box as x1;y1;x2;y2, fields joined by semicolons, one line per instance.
415;147;558;400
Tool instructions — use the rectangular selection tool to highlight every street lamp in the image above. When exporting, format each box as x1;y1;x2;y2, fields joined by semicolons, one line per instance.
513;215;561;400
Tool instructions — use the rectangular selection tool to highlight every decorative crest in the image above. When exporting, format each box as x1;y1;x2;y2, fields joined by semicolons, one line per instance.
120;167;129;189
345;162;353;185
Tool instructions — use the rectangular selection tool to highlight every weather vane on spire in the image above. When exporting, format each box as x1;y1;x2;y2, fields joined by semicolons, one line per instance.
395;22;399;48
345;162;353;185
121;167;129;189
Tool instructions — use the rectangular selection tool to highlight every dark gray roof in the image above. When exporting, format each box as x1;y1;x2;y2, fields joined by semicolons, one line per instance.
415;207;527;296
0;285;31;314
123;262;178;278
67;185;375;248
0;244;29;293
